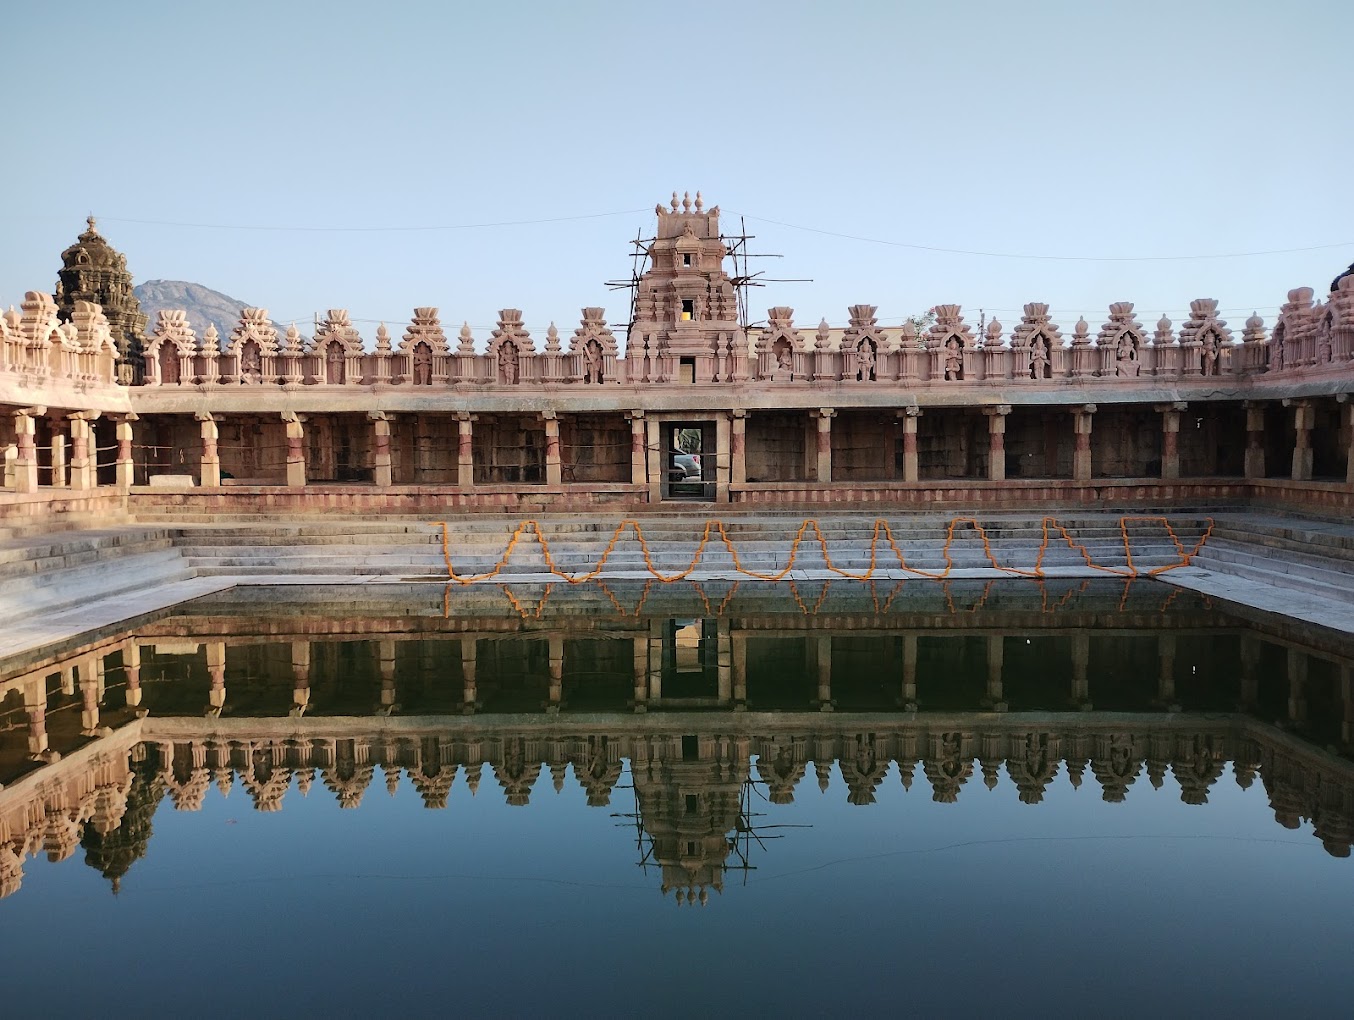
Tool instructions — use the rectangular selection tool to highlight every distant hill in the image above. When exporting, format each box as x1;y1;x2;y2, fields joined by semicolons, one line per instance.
133;280;257;344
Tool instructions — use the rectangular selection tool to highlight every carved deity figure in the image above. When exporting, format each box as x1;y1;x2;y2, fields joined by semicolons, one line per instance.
1200;332;1218;376
240;341;262;383
159;344;179;385
1116;333;1140;377
1030;335;1051;380
326;341;345;384
583;338;604;383
944;337;963;381
1316;326;1333;365
770;338;793;381
1270;326;1286;371
412;343;433;385
855;339;877;382
498;342;519;385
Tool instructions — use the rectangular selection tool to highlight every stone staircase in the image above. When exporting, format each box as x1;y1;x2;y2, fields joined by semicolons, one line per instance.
1189;514;1354;605
142;512;1216;581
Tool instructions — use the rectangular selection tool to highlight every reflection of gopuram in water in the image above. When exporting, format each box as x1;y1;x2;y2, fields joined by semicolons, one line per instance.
3;580;1354;903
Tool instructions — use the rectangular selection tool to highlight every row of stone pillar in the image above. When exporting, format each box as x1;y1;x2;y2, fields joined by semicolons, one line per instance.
4;408;135;493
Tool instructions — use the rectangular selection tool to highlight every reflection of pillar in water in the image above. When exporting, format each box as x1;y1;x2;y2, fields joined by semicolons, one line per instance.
80;657;100;735
902;634;917;709
291;640;310;716
731;632;747;710
547;634;563;712
1287;648;1307;723
124;640;143;708
61;666;76;697
814;635;833;711
1239;634;1259;707
1071;633;1091;709
25;678;49;758
986;635;1006;711
1158;634;1177;707
379;640;397;709
648;620;663;700
461;637;477;713
717;620;732;703
1341;665;1353;746
632;636;648;712
206;641;226;710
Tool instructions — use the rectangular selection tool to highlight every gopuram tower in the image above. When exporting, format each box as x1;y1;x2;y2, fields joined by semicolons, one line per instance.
628;191;744;384
55;217;149;384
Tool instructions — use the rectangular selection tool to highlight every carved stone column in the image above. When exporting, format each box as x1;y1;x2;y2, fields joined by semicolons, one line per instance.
1342;395;1354;485
11;409;40;493
985;405;1010;482
456;412;475;490
378;640;397;712
901;633;918;709
1071;632;1091;709
547;635;564;713
986;635;1006;711
645;417;662;503
632;636;649;713
197;412;221;487
24;679;49;759
730;408;747;487
1072;404;1096;482
1244;401;1266;480
461;637;477;713
814;407;835;484
731;631;747;711
79;659;101;736
369;412;393;488
68;413;98;490
715;413;731;502
115;415;137;491
812;635;833;712
123;640;143;709
1157;634;1177;708
50;429;67;488
1288;647;1307;723
1157;401;1187;480
1287;399;1314;481
716;620;732;703
282;412;306;488
541;411;562;487
629;410;646;488
900;407;920;483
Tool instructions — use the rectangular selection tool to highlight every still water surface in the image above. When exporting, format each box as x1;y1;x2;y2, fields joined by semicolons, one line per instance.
3;580;1353;1014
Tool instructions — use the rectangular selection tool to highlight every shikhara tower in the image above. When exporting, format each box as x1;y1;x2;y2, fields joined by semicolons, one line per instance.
55;217;149;384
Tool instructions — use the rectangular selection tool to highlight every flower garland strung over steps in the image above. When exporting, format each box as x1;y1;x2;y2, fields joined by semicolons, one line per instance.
432;516;1215;584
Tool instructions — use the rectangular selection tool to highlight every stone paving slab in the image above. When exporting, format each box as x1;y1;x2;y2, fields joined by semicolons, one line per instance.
1158;566;1354;635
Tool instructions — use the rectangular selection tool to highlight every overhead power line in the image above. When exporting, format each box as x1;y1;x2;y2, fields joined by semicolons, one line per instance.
92;208;651;232
738;213;1354;263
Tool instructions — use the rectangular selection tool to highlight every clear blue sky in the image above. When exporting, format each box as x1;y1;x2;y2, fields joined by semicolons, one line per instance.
3;0;1351;340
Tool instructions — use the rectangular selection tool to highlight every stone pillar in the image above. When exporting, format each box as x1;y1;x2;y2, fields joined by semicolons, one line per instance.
461;637;478;713
546;634;564;712
985;405;1010;482
1244;402;1266;480
542;411;562;487
50;431;67;488
291;641;310;717
123;640;143;709
1239;634;1259;707
645;417;662;503
629;411;646;488
369;412;393;488
812;635;833;711
1288;399;1313;481
715;413;731;502
1341;665;1353;747
11;410;39;493
1343;397;1354;486
648;620;664;700
206;641;226;713
900;407;920;482
716;620;732;703
69;413;96;490
198;413;221;487
115;416;136;491
456;412;475;489
1072;404;1096;482
283;413;306;488
986;635;1006;711
1158;402;1187;480
731;409;747;487
814;408;835;484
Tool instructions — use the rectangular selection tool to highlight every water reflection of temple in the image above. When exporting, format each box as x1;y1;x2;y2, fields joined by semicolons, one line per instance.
3;580;1354;902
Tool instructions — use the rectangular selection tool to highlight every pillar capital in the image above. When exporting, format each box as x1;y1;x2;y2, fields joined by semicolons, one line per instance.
13;405;46;420
67;410;101;423
813;406;836;420
731;407;748;420
456;411;477;423
983;404;1011;417
627;408;645;421
539;409;558;422
367;410;392;422
898;405;922;419
1153;401;1188;413
194;410;216;423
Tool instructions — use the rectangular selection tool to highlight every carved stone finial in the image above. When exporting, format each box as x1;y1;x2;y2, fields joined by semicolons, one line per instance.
694;191;704;212
458;321;475;354
655;203;664;216
682;191;691;213
1074;317;1089;339
985;318;1003;346
545;321;560;353
375;322;391;352
86;215;98;233
671;191;680;213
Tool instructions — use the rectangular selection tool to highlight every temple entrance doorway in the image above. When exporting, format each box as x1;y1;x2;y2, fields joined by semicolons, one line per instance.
661;420;715;501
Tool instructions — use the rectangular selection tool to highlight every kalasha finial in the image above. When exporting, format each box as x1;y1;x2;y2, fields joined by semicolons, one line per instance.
694;191;704;212
671;191;680;213
682;191;691;213
86;214;97;233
